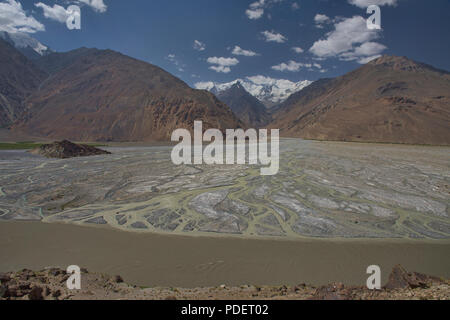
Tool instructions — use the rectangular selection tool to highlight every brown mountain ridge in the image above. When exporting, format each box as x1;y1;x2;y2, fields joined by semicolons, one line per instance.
271;55;450;145
12;47;242;141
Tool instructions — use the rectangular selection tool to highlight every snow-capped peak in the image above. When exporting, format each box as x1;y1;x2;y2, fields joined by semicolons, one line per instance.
195;76;312;107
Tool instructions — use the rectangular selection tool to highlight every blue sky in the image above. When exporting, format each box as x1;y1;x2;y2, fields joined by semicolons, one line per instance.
2;0;450;87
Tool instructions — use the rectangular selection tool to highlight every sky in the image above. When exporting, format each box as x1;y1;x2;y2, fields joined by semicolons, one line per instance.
1;0;450;88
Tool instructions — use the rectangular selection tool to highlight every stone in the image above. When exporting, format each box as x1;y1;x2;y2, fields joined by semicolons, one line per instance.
29;286;44;300
384;265;432;290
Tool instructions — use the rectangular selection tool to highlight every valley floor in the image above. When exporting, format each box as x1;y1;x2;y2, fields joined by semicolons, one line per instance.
0;139;448;239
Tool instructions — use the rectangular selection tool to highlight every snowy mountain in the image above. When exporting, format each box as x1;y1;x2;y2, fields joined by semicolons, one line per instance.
195;76;312;108
0;32;51;60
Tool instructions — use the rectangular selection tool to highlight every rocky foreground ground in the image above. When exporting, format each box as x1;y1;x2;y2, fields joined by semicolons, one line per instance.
0;265;448;300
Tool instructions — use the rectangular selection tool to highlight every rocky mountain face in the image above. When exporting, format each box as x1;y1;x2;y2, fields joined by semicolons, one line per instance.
0;38;47;128
12;48;242;141
216;82;271;127
271;55;450;145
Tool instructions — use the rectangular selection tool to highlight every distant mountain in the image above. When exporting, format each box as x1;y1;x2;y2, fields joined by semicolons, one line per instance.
271;55;450;145
196;78;312;108
0;38;47;127
216;82;271;127
0;32;51;60
13;48;242;141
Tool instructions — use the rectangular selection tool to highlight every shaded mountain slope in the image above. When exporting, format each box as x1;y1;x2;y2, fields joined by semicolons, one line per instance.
13;48;241;141
216;82;271;127
0;38;47;127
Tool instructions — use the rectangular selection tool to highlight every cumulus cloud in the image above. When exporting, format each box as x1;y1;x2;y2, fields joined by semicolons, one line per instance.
348;0;397;8
35;3;72;23
314;14;331;28
292;47;304;54
207;56;239;73
193;40;206;51
35;0;107;26
261;30;287;43
309;15;386;63
245;0;283;20
339;41;386;63
231;45;259;57
78;0;107;13
272;61;325;72
0;0;45;33
272;60;302;72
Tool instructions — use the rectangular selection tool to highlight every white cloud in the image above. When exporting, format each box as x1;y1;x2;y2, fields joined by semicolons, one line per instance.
245;0;283;20
356;54;382;64
272;60;302;72
78;0;107;13
0;0;44;33
339;42;386;63
231;45;259;57
272;61;325;72
246;7;264;20
292;47;304;54
314;14;330;24
291;2;300;10
193;40;206;51
309;15;386;62
166;53;186;72
261;30;287;43
348;0;397;8
314;14;331;28
35;3;71;23
194;81;215;91
207;56;239;73
35;0;107;23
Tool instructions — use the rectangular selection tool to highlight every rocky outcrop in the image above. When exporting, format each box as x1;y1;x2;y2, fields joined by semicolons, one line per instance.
31;140;110;159
0;266;447;300
384;264;442;290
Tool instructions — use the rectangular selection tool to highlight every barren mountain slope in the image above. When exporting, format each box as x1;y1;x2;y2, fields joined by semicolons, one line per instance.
13;48;241;141
271;55;450;145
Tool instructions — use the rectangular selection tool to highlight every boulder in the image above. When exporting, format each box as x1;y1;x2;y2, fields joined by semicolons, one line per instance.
384;265;441;290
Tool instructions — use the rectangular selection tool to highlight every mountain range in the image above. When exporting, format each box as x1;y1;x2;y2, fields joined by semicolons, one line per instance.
271;55;450;145
0;33;449;145
196;78;312;108
215;82;270;127
11;45;241;142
